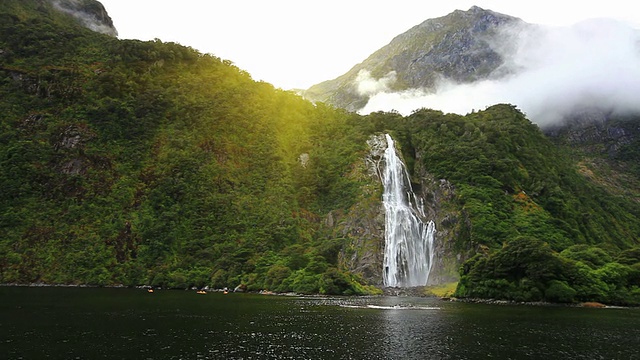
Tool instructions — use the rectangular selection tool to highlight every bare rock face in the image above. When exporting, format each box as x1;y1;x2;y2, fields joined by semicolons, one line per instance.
413;151;473;284
54;124;96;175
336;198;386;284
54;124;95;151
336;135;387;285
50;0;118;36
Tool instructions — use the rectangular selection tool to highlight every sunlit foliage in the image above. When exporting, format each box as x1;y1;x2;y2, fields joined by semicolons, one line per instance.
0;1;638;303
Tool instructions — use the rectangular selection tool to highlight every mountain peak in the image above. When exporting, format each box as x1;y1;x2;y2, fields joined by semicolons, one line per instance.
451;5;488;15
467;5;491;13
427;5;510;21
304;6;523;111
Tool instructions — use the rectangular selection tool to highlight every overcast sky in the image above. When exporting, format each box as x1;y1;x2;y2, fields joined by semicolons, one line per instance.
98;1;640;90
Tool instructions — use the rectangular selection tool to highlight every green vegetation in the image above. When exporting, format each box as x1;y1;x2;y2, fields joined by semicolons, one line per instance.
0;1;372;295
424;282;458;298
455;240;640;306
0;1;638;304
383;106;640;305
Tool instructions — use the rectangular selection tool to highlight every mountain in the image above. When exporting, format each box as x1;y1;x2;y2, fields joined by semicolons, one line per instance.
0;0;117;36
1;1;639;305
0;0;377;295
49;0;118;36
304;6;526;112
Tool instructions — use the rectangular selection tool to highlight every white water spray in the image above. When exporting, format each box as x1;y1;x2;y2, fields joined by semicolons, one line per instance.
382;134;436;287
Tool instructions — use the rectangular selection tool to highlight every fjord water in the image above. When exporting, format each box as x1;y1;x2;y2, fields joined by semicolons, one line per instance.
2;287;639;359
382;134;436;287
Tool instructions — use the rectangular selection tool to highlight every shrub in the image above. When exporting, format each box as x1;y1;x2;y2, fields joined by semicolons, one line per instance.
545;280;577;303
264;264;292;291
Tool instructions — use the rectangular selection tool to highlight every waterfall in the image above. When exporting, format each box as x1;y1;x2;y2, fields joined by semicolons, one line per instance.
382;134;436;287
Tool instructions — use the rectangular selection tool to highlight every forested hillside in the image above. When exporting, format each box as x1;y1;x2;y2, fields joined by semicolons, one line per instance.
1;1;639;305
368;107;640;305
0;0;377;294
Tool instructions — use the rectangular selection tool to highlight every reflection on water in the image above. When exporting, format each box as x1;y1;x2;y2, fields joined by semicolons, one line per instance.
376;297;445;359
1;287;640;359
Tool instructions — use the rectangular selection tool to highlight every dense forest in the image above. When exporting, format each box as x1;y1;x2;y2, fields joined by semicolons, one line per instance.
1;0;639;304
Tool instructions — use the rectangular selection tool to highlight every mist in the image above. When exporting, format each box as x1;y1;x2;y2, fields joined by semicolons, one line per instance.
51;0;118;36
355;70;397;96
358;18;640;126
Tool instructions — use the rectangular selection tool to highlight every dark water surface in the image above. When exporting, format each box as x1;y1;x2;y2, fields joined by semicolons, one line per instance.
1;287;639;359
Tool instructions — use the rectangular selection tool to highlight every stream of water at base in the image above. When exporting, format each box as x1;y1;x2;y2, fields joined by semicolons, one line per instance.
2;287;639;359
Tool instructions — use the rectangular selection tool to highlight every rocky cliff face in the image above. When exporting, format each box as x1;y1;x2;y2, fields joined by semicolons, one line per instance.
304;6;525;112
545;111;640;202
413;151;472;284
50;0;117;36
336;135;472;286
336;136;386;284
545;110;638;157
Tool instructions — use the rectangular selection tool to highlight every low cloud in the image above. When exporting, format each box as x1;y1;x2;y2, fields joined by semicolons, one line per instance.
358;18;640;126
355;69;397;96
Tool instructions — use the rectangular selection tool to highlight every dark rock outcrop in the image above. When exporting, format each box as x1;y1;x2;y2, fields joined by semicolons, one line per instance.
336;136;387;284
49;0;118;36
414;156;471;285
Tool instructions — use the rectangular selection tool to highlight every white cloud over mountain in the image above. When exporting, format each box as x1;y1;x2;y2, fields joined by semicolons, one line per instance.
359;18;640;126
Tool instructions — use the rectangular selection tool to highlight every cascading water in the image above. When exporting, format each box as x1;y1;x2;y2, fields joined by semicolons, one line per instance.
382;134;436;287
